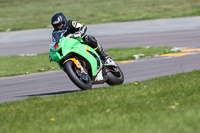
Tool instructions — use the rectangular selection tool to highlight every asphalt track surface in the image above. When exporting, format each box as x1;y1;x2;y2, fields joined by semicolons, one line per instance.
0;16;200;103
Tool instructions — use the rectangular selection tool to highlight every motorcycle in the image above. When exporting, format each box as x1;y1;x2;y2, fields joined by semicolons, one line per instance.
49;31;124;90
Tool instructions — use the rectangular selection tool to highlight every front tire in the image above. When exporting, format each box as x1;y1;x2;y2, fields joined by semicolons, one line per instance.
64;61;92;90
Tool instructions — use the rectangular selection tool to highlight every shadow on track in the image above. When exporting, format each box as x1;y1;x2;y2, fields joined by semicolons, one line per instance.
18;90;81;97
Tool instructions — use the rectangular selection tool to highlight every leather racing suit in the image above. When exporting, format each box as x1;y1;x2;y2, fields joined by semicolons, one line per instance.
52;20;109;62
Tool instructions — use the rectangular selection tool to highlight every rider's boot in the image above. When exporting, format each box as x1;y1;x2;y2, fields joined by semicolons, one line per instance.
82;35;117;66
95;44;117;66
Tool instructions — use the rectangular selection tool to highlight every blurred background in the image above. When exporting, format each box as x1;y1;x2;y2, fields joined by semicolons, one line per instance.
0;0;200;31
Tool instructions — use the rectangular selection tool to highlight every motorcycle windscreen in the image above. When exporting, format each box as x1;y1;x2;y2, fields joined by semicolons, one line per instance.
49;30;66;47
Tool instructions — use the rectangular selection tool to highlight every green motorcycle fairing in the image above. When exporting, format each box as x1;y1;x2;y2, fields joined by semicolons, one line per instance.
50;35;103;77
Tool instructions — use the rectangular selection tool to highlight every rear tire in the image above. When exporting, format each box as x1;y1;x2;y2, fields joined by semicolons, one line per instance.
106;66;124;86
64;61;92;90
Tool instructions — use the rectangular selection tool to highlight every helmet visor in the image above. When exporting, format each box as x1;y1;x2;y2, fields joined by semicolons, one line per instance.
54;24;64;30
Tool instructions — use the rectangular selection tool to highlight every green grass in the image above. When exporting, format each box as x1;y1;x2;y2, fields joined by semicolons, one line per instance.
1;69;200;133
0;46;176;77
0;0;200;31
107;46;175;61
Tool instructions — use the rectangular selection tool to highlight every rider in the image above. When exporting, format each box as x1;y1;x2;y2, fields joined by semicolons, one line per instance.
51;12;115;66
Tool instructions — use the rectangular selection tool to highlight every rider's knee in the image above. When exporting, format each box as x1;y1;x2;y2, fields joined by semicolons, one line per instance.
83;35;98;48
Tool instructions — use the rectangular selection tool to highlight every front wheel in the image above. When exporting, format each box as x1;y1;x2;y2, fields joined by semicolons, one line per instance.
106;65;124;86
64;61;92;90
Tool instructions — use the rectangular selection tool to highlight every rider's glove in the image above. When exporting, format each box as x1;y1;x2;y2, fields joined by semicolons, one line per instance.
65;32;82;39
73;32;82;38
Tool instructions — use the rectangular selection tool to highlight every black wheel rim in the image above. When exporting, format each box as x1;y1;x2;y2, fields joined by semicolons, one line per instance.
107;66;122;79
73;66;89;83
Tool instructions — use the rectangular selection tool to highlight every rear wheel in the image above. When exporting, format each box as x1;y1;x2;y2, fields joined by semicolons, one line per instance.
106;65;124;86
64;61;92;90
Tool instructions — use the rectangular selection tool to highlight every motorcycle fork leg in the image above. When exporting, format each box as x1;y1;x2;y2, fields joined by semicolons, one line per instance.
63;58;87;74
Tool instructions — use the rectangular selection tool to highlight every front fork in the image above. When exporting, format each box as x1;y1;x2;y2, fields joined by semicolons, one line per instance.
63;58;87;75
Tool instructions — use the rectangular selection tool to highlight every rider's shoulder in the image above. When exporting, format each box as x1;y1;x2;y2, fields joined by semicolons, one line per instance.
67;20;78;28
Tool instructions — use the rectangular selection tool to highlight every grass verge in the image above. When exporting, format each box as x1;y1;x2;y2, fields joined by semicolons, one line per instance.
0;69;200;133
0;0;200;31
0;46;176;77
